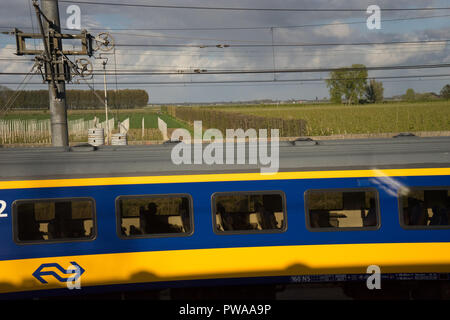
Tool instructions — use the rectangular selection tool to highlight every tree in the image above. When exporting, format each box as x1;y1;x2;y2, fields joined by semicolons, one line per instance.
0;85;12;107
326;64;368;105
441;84;450;99
365;79;384;103
404;88;416;101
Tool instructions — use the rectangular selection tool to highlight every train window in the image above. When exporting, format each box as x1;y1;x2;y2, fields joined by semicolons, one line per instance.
116;194;193;238
212;191;286;233
399;187;450;228
13;198;95;243
305;189;380;231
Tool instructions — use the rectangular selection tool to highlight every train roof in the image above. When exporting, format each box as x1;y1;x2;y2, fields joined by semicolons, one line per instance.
0;135;449;180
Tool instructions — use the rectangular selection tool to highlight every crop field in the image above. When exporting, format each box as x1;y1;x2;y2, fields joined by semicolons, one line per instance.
204;100;450;136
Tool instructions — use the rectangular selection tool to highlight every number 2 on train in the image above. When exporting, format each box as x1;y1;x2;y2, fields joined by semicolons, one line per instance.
0;200;7;218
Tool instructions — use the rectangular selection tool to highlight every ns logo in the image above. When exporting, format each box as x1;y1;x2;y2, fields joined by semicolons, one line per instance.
33;262;85;290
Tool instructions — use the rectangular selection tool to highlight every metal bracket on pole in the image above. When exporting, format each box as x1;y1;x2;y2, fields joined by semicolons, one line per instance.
14;29;94;56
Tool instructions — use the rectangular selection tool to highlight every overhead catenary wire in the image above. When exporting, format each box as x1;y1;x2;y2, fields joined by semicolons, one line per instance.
84;14;450;31
114;39;450;48
104;45;449;58
3;63;450;77
4;62;449;76
59;1;450;12
2;73;450;86
2;44;449;72
2;13;450;32
3;41;448;56
106;30;450;46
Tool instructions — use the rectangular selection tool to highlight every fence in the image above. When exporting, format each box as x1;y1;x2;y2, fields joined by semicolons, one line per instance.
0;117;115;145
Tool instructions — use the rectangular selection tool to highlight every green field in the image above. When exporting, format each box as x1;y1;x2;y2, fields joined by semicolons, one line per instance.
204;100;450;136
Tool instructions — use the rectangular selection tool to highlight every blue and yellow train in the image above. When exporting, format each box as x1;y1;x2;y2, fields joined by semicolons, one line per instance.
0;136;449;298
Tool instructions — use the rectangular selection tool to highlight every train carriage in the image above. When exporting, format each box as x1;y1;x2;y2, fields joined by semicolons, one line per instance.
0;135;449;298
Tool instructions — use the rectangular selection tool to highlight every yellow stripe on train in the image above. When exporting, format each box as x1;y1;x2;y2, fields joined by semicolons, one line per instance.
1;242;450;294
1;168;450;190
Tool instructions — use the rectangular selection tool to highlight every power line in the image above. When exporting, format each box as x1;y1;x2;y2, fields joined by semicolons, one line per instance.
2;38;447;54
5;45;449;69
115;39;450;48
3;41;446;56
91;14;450;31
67;63;450;75
2;73;450;86
107;28;450;47
59;1;450;12
2;45;447;69
2;13;449;32
109;63;450;75
105;45;449;57
3;63;450;76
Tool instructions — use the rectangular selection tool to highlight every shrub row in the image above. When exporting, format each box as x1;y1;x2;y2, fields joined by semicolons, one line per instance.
165;106;307;137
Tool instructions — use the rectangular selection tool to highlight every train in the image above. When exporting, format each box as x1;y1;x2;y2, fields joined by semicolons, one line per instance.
0;134;449;299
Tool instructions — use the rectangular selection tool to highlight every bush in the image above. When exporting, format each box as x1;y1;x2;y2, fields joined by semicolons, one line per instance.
167;106;307;137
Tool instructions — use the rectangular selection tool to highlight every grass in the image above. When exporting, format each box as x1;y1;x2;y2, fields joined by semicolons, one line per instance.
204;100;450;136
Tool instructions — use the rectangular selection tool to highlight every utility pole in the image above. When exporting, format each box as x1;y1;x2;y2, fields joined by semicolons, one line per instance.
7;1;115;147
39;0;68;147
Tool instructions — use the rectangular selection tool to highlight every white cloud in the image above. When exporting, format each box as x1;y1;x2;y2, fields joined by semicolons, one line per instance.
0;45;35;73
313;21;352;39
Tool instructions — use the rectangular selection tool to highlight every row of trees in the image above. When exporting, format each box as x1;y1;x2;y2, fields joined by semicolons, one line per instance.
0;87;149;110
325;64;450;104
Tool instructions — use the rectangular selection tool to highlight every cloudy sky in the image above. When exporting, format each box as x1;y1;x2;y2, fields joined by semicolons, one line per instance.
1;0;449;103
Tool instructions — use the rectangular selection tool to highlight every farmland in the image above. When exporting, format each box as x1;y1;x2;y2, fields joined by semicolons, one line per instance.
2;100;449;145
197;100;450;136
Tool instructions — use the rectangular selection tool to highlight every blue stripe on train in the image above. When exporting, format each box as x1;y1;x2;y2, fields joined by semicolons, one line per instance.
0;175;449;261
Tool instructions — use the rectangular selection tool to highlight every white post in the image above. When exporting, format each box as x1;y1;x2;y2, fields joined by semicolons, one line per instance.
103;60;109;145
158;117;168;141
